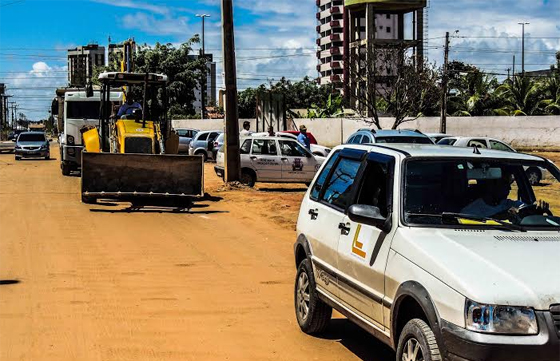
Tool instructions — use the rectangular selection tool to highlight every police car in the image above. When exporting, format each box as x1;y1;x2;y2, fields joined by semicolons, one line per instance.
294;143;560;361
214;135;326;187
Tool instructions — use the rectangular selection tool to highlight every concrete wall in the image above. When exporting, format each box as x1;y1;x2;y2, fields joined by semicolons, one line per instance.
173;116;560;149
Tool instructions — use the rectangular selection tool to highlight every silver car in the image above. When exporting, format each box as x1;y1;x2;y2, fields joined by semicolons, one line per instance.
176;128;199;154
188;130;222;161
15;132;51;160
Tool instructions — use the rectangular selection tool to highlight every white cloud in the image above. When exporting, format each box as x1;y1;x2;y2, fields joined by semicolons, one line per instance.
90;0;170;15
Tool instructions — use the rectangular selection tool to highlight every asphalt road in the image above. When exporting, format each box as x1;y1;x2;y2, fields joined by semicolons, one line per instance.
0;148;394;361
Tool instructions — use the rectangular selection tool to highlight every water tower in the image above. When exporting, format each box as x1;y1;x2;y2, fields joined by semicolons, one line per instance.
343;0;428;113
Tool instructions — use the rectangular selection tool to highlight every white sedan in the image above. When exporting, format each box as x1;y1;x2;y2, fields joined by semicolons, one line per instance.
438;136;544;185
214;135;325;187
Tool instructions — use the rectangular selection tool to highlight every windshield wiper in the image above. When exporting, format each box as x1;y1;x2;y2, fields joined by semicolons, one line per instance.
406;213;526;232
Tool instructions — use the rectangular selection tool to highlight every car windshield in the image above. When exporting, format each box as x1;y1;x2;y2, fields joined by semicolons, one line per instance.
376;136;433;144
18;133;45;142
404;158;560;229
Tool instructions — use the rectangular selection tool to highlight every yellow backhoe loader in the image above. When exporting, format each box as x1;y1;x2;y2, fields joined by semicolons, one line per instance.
80;72;204;204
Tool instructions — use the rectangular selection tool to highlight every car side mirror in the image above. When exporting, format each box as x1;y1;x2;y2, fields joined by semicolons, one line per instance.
348;204;391;232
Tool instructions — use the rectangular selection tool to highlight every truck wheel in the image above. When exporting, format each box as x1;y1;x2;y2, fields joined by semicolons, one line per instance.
240;169;256;187
526;167;542;186
61;163;71;176
295;259;332;335
396;319;442;361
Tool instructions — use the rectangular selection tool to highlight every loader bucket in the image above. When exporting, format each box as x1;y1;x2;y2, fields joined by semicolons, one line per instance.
81;152;204;203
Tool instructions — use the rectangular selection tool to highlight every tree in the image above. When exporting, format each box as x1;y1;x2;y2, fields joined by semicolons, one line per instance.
93;37;207;119
348;44;440;129
307;93;344;118
495;76;543;116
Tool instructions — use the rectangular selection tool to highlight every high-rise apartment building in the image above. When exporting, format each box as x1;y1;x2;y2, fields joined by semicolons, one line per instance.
67;44;106;87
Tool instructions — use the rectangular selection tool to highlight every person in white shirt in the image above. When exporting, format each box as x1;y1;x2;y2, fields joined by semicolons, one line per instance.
240;121;252;136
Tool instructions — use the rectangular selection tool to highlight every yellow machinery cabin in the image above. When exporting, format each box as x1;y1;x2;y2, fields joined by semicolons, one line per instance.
115;119;156;154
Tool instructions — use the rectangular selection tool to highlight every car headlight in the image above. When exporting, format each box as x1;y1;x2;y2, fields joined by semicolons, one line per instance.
465;300;538;335
67;135;75;145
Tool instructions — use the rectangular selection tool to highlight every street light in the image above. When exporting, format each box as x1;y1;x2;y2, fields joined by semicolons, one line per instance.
196;14;211;120
518;22;530;77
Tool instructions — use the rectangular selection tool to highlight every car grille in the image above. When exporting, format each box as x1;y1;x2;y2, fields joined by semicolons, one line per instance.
551;305;560;337
24;147;40;151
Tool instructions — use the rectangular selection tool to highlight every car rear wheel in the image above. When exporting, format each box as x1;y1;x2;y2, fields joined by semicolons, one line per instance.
295;259;332;334
195;150;208;162
240;169;256;187
397;319;441;361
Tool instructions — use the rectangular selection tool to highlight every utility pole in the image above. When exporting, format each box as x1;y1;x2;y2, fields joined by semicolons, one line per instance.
507;68;511;80
221;0;240;182
512;55;516;81
518;22;529;77
440;31;450;134
196;14;211;121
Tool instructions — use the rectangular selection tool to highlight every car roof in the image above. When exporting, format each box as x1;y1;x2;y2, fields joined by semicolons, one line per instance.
19;131;45;135
357;129;430;138
339;144;544;162
198;130;222;134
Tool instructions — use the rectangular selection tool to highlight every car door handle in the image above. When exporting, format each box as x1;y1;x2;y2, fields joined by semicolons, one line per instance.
338;222;351;235
308;209;318;220
281;158;288;161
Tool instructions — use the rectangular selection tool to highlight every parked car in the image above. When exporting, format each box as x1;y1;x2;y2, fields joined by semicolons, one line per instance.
214;135;325;187
0;139;16;153
14;132;51;160
175;128;199;154
438;136;543;185
278;131;332;157
188;130;222;161
426;132;453;143
346;129;435;145
211;133;225;160
294;142;560;361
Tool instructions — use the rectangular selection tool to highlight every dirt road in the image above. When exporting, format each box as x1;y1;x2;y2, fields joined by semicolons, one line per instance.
0;148;393;361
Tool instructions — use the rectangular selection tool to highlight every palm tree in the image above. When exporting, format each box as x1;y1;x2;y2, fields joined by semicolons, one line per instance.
495;76;543;116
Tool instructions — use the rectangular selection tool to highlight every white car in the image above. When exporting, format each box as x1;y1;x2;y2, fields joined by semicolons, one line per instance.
439;136;543;185
0;140;15;153
214;135;325;186
294;143;560;361
251;131;332;157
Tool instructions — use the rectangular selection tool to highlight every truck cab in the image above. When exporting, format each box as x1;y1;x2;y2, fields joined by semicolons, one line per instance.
60;90;123;175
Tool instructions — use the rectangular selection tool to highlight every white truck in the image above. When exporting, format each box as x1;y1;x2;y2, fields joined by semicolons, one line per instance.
59;90;122;176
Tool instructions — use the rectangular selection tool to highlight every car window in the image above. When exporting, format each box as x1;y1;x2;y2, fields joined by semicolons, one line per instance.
252;139;278;156
347;135;356;144
208;132;219;142
467;139;488;148
279;140;308;157
321;158;362;210
360;135;371;144
197;132;209;141
355;153;395;218
310;151;340;200
375;136;433;144
353;135;363;144
240;139;251;154
438;138;457;146
490;140;514;152
18;133;46;142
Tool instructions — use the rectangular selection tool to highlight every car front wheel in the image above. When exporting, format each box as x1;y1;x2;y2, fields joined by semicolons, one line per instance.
396;319;441;361
294;259;331;334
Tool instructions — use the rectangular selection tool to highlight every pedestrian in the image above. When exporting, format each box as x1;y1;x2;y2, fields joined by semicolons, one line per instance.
297;125;311;150
240;121;252;136
267;126;275;137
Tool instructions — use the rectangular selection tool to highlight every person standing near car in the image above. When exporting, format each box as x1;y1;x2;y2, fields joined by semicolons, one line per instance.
240;121;252;136
297;125;311;150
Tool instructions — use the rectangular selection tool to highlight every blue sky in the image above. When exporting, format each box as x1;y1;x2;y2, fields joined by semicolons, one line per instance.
0;0;559;120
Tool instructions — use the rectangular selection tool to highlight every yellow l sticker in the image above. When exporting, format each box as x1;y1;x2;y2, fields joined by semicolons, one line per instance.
352;224;366;258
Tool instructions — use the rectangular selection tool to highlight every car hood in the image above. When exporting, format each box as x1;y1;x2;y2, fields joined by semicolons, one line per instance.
393;228;560;310
17;141;47;147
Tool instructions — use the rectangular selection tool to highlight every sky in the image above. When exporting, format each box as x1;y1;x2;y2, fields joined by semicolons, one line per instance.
0;0;559;120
